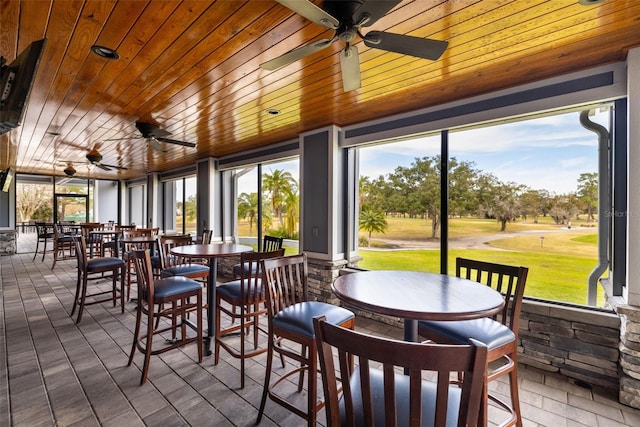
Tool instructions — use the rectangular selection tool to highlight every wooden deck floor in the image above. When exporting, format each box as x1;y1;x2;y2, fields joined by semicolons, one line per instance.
2;232;640;426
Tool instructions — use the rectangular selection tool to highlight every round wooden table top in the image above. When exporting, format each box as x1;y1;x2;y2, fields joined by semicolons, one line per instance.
332;270;504;322
170;243;253;259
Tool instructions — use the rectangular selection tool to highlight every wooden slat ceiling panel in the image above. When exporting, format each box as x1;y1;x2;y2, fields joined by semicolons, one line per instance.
1;0;639;179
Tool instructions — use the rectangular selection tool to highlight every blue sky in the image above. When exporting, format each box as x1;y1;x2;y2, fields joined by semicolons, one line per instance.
359;108;610;195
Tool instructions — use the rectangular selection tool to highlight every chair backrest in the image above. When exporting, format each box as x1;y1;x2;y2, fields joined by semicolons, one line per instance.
261;253;308;319
129;249;155;303
80;222;103;236
201;229;213;244
73;236;89;271
123;229;153;238
262;235;284;252
159;235;194;268
35;221;51;237
314;317;488;427
455;257;528;333
239;249;285;302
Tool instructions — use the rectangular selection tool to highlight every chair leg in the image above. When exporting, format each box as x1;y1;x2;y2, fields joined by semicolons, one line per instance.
33;238;39;260
128;302;142;366
111;269;118;307
214;297;222;366
76;274;88;324
306;344;318;427
51;244;58;269
509;365;522;426
41;237;48;261
256;334;275;424
70;270;82;317
240;311;246;389
140;304;155;385
120;265;125;314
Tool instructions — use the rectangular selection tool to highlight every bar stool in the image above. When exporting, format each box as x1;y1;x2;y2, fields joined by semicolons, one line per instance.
70;236;126;324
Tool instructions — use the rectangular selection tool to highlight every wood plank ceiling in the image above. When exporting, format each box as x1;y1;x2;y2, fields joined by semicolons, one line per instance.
1;0;639;180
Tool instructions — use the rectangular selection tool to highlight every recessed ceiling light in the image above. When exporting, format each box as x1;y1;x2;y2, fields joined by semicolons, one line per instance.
90;45;119;60
266;109;280;115
578;0;604;5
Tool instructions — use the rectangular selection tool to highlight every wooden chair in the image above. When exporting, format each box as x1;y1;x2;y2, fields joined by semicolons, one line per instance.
122;229;157;300
214;249;285;388
102;224;136;257
418;258;529;427
33;221;54;261
158;235;209;281
314;316;488;427
80;222;104;257
70;236;125;324
127;249;203;385
51;223;75;269
232;235;284;279
201;229;213;244
256;253;356;426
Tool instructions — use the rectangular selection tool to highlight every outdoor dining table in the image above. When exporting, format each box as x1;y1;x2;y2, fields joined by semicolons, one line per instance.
332;270;505;343
169;243;253;355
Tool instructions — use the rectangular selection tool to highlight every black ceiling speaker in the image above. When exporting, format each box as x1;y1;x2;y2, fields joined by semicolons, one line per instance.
260;0;448;91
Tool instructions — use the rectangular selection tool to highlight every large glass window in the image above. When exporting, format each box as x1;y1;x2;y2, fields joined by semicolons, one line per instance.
234;158;299;251
129;184;145;227
356;105;612;308
162;176;197;235
16;175;54;226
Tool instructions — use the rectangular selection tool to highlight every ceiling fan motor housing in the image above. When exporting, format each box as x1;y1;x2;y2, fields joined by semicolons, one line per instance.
86;151;102;163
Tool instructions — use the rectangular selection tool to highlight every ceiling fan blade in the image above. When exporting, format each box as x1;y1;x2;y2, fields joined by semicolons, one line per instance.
156;137;196;148
100;163;128;170
147;137;167;152
340;46;361;92
94;163;111;171
104;136;141;141
276;0;339;29
353;0;402;27
260;39;334;71
363;31;448;61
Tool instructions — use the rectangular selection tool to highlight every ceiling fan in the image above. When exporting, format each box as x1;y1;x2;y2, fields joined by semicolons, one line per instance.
106;122;196;152
85;147;128;172
261;0;448;91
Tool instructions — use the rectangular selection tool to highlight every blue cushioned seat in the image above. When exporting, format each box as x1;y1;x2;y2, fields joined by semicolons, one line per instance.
154;276;203;299
216;278;263;301
87;256;125;272
273;301;354;338
418;317;515;350
160;264;209;278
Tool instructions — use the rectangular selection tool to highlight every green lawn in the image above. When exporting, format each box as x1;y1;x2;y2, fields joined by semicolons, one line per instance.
357;217;606;307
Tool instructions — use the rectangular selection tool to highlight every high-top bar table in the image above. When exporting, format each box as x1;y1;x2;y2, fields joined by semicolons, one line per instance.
332;270;505;343
170;243;253;355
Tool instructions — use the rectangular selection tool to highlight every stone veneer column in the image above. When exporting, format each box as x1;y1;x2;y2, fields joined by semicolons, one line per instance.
616;303;640;408
306;258;348;304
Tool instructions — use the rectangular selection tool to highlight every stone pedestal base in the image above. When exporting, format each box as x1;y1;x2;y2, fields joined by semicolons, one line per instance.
0;230;17;255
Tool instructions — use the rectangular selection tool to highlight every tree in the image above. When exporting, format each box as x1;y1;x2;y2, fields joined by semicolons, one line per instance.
238;192;258;236
359;207;387;248
577;172;598;222
16;183;53;222
263;169;297;228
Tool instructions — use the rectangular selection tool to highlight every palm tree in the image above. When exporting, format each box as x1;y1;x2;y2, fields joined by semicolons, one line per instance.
237;192;258;236
283;190;299;238
262;169;297;228
359;207;387;248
